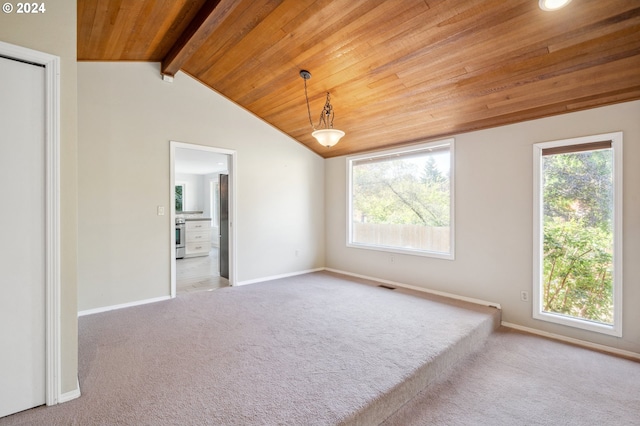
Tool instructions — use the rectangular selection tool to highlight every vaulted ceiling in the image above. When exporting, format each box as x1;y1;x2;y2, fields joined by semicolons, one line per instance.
78;0;640;158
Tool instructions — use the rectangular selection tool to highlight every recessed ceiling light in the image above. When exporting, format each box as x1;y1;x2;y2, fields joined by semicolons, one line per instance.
539;0;572;11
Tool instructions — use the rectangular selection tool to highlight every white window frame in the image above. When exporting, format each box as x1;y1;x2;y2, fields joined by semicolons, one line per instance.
346;139;455;259
532;132;623;337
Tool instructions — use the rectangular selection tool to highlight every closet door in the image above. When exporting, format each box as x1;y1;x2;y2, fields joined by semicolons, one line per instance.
0;55;46;417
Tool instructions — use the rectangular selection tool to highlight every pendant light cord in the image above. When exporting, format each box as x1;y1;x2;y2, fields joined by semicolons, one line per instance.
303;77;316;131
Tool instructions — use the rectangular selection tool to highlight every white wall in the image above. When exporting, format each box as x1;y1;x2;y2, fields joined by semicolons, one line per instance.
78;62;325;311
325;100;640;354
175;172;204;212
0;1;78;394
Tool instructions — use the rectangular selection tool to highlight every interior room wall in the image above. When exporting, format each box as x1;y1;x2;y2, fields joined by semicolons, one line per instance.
325;100;640;355
0;0;79;394
175;172;205;212
78;62;325;312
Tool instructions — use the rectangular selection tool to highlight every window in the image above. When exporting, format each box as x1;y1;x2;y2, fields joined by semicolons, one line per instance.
533;132;622;336
175;184;185;212
347;139;454;259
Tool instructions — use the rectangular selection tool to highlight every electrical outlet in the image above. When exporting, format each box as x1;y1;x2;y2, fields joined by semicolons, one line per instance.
157;206;165;216
520;291;529;302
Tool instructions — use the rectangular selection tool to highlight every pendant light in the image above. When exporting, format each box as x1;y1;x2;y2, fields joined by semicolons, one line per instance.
300;70;345;148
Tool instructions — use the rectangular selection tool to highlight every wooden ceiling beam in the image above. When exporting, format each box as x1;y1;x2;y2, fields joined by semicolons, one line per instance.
161;0;240;77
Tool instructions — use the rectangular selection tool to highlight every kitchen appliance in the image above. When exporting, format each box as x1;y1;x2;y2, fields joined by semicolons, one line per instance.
175;217;185;259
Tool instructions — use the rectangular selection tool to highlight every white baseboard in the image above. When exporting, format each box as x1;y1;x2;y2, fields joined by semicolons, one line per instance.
57;378;81;404
502;321;640;361
324;268;502;310
236;268;326;286
78;295;171;317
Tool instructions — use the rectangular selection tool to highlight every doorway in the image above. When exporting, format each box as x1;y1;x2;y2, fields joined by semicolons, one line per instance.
0;42;62;415
170;141;237;297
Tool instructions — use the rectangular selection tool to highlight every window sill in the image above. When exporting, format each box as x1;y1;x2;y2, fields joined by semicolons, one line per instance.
347;242;454;260
533;310;622;337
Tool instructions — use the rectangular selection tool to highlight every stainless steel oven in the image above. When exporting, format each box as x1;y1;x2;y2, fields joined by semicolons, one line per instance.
175;218;185;259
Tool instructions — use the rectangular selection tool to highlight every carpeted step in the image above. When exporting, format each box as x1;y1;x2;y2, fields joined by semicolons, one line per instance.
337;285;501;425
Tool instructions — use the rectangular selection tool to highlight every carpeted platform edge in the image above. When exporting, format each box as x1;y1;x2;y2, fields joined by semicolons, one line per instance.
340;307;501;426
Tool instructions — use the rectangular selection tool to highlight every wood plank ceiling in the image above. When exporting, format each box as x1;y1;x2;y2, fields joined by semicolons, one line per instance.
78;0;640;158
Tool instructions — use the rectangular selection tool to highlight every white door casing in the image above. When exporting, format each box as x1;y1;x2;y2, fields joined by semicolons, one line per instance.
0;41;63;415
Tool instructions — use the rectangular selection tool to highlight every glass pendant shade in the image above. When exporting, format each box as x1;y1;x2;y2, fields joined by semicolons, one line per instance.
312;128;345;148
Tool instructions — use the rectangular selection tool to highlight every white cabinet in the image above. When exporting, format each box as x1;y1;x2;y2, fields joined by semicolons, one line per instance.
185;220;211;257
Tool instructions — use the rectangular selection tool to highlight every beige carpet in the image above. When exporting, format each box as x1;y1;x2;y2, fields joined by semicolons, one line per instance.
383;327;640;426
0;271;498;425
6;272;638;425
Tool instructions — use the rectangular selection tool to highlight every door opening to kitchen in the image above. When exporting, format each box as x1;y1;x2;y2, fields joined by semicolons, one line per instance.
170;141;236;297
